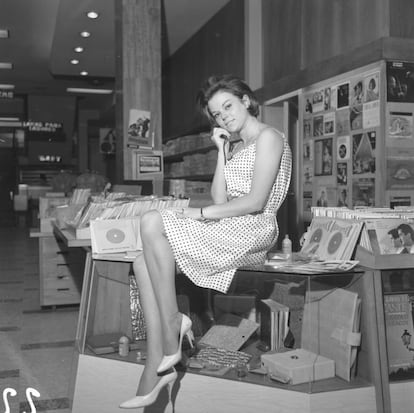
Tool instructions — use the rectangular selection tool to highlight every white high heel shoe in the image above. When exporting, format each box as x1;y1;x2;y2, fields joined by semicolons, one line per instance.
119;369;177;409
157;313;194;374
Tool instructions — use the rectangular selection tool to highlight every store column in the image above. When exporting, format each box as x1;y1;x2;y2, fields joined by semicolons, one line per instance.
114;0;163;195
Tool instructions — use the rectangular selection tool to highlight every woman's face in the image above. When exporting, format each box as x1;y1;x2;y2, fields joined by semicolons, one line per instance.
208;90;249;132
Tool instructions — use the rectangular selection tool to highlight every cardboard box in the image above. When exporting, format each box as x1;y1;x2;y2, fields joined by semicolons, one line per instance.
261;348;335;385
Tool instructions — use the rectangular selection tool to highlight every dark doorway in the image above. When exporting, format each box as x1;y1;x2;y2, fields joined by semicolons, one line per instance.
0;148;17;226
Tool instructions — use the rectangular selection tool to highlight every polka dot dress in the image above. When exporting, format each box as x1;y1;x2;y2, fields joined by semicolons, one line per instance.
160;133;292;293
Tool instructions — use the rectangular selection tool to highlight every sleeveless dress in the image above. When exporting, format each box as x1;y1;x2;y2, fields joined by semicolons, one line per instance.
160;132;292;293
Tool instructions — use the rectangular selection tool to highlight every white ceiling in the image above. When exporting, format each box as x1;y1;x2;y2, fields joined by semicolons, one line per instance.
0;0;229;99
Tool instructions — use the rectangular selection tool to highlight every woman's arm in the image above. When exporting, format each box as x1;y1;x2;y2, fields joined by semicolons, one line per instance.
210;128;230;204
185;128;284;220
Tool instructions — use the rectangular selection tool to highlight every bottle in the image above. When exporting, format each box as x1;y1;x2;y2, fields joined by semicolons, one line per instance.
282;234;292;260
118;336;130;357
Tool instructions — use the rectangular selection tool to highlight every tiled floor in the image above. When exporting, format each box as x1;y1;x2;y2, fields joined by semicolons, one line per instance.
0;226;78;413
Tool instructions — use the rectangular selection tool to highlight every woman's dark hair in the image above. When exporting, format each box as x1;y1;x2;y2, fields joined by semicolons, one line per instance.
196;74;260;124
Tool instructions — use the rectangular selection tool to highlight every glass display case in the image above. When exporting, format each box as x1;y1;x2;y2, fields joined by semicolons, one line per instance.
70;257;383;413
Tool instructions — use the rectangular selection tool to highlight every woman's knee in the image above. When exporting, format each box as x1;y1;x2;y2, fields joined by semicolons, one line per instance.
140;210;163;242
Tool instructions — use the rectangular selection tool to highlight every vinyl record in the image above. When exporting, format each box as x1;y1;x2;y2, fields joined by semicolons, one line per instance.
327;231;343;255
106;228;126;244
310;228;323;243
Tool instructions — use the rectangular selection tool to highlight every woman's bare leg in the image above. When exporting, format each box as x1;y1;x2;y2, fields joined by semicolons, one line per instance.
140;210;182;356
132;253;164;396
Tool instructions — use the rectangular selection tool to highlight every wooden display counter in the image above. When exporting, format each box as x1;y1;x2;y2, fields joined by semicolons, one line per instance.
68;251;384;413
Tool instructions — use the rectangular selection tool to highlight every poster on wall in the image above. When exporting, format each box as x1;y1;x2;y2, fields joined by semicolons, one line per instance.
363;100;380;129
313;115;324;136
337;187;349;207
336;108;350;136
386;191;413;208
352;178;375;207
314;138;333;176
337;135;350;161
337;163;348;185
386;148;414;189
127;109;152;148
352;131;376;174
388;110;413;140
304;118;312;138
323;112;335;135
364;72;380;102
99;128;116;154
337;83;350;108
387;61;414;102
312;89;325;113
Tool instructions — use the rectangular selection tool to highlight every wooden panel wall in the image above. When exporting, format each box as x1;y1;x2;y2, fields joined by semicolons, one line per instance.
262;0;302;83
162;0;245;139
389;0;414;38
262;0;389;94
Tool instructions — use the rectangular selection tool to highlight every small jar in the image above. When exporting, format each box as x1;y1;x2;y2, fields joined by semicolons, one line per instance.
119;336;130;357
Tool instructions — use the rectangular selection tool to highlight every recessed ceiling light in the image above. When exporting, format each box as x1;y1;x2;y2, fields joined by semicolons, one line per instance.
0;84;15;89
0;29;9;38
80;31;91;38
74;47;84;53
0;62;12;69
80;71;88;76
66;87;113;94
71;59;79;65
87;11;99;19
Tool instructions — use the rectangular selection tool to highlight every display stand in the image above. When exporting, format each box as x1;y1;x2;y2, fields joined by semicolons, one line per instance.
356;246;414;413
67;249;383;413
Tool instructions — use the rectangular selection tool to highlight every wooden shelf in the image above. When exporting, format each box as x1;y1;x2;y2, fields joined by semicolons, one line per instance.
164;145;216;163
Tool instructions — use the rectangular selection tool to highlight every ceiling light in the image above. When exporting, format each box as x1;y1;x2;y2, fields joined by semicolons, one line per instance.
0;84;15;89
87;11;99;19
71;59;79;65
74;47;84;53
0;62;13;69
0;30;9;38
80;31;91;38
0;117;20;122
66;87;113;94
80;71;88;76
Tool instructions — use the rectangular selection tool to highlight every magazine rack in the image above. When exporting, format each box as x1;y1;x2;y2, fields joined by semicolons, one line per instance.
69;260;384;413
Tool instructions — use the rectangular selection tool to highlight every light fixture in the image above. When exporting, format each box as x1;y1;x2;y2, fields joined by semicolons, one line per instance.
66;87;113;94
87;11;99;19
80;71;88;76
0;84;15;89
0;117;20;122
80;31;91;38
74;47;84;53
0;62;13;69
0;29;9;38
71;59;79;65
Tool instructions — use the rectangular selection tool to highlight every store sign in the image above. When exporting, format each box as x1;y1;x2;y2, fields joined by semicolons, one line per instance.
23;121;63;132
0;90;14;99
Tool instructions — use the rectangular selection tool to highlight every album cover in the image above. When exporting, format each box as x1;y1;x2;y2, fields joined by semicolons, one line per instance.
300;216;333;257
319;219;364;261
90;217;141;254
384;294;414;373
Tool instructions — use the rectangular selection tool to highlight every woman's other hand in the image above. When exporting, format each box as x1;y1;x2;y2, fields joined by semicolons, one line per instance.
211;127;230;149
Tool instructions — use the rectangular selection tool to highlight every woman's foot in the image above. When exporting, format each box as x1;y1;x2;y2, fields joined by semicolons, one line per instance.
119;368;177;409
157;313;194;373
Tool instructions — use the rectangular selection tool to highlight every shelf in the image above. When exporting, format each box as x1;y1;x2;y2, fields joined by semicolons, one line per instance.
164;145;216;162
165;174;213;181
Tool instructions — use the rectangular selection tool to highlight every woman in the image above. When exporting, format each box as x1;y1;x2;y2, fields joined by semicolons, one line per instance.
120;74;292;409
